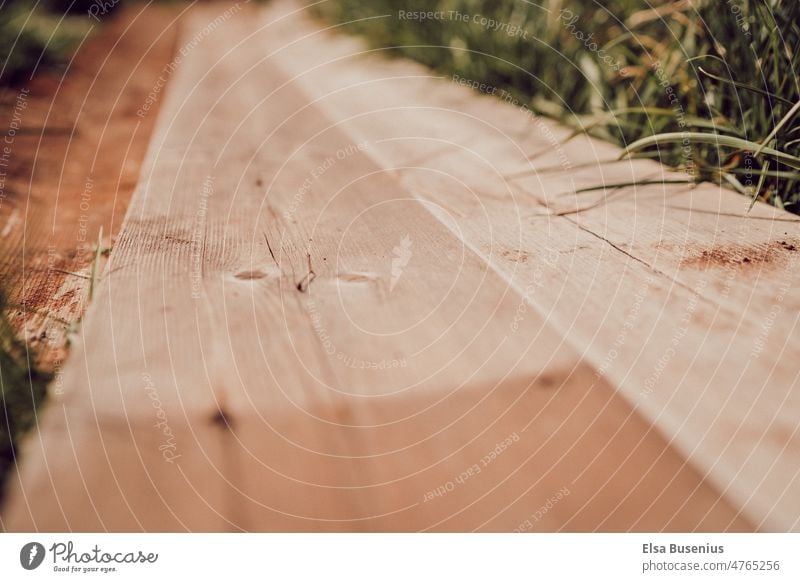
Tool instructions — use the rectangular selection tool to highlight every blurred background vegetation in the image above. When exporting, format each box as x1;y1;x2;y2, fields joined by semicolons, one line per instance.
0;1;104;85
312;0;800;212
0;297;49;501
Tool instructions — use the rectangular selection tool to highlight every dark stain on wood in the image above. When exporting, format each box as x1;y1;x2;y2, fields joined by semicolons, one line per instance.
235;270;267;280
210;407;235;431
677;239;799;269
536;373;560;389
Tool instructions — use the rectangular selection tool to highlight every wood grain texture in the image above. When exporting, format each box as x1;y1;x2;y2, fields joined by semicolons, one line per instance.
3;0;787;532
256;0;799;530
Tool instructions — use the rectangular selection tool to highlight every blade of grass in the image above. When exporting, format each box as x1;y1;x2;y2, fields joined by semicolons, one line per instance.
697;66;795;107
574;178;695;194
621;132;800;170
749;159;770;211
753;98;800;158
88;226;103;302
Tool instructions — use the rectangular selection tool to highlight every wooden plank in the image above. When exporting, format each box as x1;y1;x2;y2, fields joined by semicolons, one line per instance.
259;0;800;530
3;1;753;532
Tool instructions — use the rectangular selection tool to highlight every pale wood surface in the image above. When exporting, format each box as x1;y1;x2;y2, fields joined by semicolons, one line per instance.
0;4;181;370
4;0;798;531
260;1;799;531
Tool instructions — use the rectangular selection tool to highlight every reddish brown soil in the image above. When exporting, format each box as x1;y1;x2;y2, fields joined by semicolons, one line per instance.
0;4;181;370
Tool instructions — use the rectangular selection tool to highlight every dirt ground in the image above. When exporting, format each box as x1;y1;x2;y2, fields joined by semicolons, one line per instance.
0;3;181;371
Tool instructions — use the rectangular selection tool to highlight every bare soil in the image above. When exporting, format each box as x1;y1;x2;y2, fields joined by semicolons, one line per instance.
0;3;181;370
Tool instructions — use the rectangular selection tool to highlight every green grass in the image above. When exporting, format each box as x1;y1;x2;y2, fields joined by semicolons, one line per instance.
311;0;800;212
0;232;105;496
1;2;96;85
0;295;50;501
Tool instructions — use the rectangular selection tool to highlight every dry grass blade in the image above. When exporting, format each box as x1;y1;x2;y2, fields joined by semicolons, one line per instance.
622;132;800;170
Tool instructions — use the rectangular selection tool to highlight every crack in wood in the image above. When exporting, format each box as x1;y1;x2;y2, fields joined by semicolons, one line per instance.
263;231;278;266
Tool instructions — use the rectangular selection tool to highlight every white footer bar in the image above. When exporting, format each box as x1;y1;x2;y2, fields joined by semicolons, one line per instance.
1;534;797;581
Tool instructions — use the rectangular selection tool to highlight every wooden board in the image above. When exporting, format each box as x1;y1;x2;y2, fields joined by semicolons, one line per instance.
6;0;794;531
258;1;800;531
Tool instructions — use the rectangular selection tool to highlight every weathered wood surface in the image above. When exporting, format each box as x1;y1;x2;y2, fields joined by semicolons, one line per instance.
259;1;800;531
3;0;798;531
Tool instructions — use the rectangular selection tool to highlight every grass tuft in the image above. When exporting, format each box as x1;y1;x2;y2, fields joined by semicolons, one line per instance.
0;295;50;500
